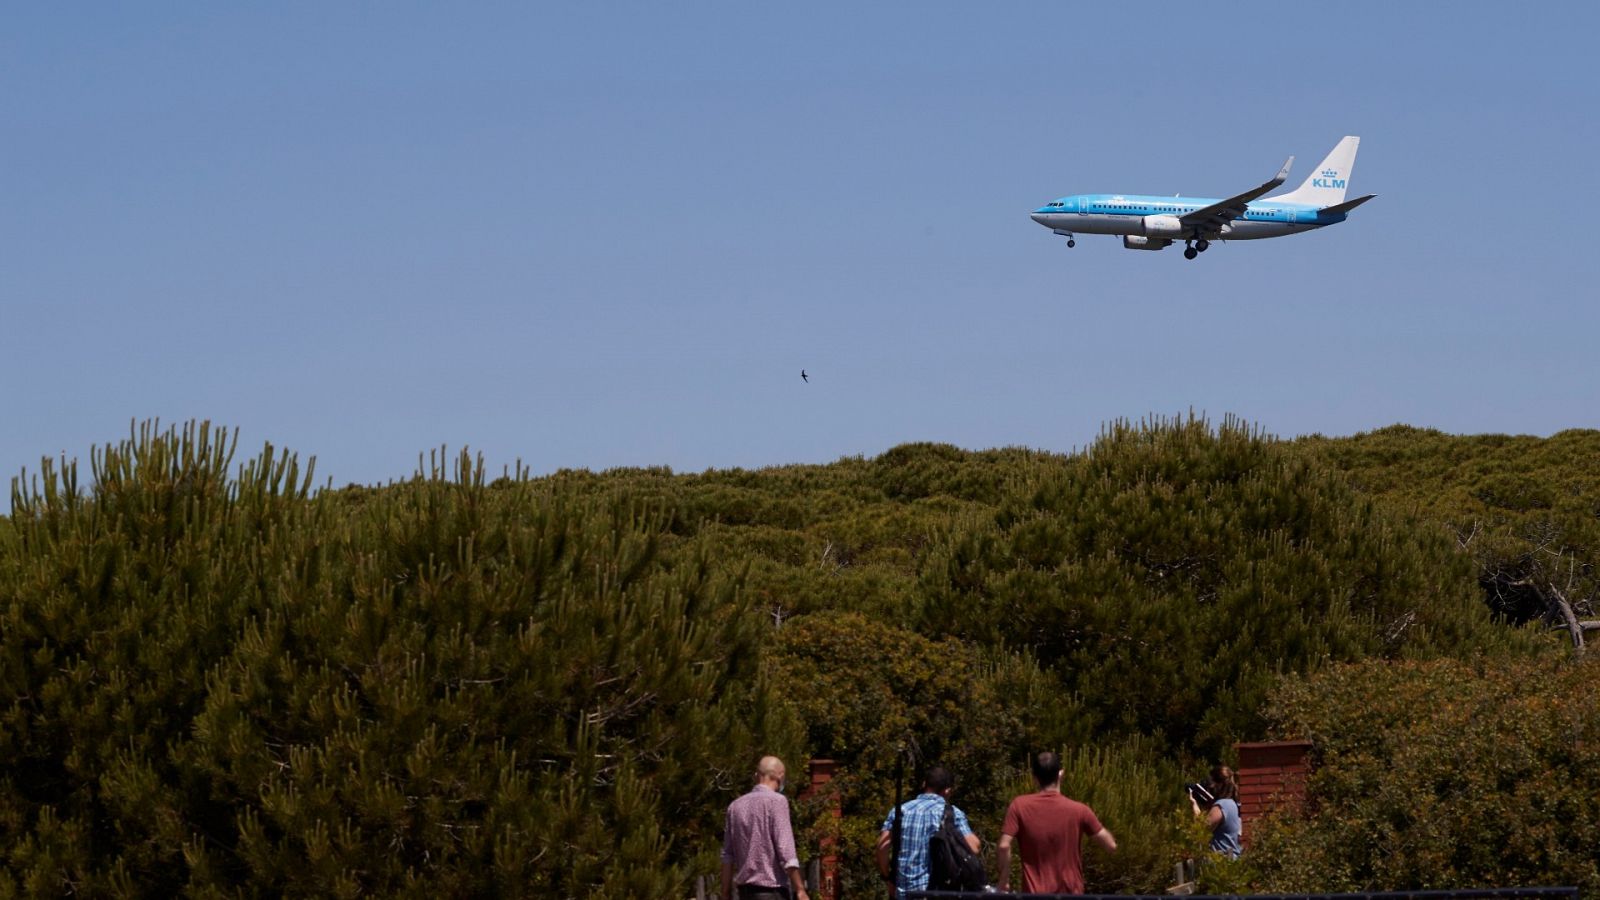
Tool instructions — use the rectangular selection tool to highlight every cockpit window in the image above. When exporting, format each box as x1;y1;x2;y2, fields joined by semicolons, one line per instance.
1048;201;1064;208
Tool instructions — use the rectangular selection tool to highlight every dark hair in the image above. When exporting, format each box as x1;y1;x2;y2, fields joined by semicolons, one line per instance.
1208;765;1238;801
922;766;954;793
1032;751;1062;787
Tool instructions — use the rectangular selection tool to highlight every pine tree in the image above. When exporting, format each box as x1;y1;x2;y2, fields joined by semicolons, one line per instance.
1;423;796;896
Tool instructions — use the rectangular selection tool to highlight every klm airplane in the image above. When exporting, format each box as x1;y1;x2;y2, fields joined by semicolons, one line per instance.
1030;136;1374;259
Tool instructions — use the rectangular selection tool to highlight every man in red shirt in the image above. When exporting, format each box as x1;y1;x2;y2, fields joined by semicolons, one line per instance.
997;751;1117;894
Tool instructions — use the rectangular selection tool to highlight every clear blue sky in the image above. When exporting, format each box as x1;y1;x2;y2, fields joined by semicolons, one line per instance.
7;3;1599;491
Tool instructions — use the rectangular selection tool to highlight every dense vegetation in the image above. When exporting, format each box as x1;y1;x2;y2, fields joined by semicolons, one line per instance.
2;419;1595;896
1300;427;1600;641
1238;654;1600;894
1;425;798;896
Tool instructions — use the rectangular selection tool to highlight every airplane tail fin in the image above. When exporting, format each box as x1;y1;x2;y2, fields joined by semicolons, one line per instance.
1265;136;1359;206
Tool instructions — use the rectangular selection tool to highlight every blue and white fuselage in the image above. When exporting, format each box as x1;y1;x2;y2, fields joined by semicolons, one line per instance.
1030;136;1374;259
1031;194;1340;240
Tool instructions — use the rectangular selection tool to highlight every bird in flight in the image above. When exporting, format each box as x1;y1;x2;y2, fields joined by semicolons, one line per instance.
801;370;809;382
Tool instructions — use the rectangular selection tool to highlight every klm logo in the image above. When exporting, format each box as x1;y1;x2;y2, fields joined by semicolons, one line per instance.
1311;167;1346;189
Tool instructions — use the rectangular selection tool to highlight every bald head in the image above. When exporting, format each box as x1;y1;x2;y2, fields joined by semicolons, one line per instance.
756;756;787;789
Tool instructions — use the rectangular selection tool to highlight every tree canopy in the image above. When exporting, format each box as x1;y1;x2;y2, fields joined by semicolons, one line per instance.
2;418;1591;895
1239;654;1600;895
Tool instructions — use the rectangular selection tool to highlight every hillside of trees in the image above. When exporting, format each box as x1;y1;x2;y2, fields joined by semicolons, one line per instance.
2;419;1596;896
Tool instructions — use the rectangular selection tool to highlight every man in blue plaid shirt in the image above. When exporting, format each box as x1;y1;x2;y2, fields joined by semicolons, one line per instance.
875;766;982;895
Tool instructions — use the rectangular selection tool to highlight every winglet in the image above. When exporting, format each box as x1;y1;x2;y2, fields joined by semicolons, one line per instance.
1272;156;1293;187
1321;193;1376;215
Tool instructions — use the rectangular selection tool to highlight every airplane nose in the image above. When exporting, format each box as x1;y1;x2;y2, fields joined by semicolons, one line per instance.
1030;212;1049;226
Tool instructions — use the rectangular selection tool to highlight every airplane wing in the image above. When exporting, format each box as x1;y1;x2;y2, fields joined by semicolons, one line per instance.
1179;156;1294;232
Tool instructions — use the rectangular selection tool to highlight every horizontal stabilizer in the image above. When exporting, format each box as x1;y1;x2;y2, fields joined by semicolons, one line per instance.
1322;193;1376;215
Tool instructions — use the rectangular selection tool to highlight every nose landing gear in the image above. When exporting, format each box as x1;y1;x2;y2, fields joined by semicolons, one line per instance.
1052;229;1077;248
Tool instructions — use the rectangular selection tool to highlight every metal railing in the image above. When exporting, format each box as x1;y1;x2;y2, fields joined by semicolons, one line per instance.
908;883;1580;890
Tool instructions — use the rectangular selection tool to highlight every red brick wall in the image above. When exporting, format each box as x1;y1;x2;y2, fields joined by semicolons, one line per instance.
801;759;840;900
1233;740;1312;846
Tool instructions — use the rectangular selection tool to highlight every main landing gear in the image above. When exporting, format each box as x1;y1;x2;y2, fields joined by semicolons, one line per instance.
1183;238;1211;260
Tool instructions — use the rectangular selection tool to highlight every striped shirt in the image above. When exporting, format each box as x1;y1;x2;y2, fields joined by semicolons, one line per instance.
721;785;800;889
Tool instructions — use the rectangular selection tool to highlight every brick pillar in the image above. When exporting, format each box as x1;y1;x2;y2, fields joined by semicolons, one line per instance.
801;759;840;900
1233;740;1312;848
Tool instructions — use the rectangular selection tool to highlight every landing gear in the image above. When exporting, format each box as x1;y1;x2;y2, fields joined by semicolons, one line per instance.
1066;238;1076;248
1196;239;1210;253
1183;244;1198;260
1053;229;1077;248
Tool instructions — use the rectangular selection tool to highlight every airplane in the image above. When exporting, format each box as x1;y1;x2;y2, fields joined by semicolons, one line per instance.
1029;136;1374;260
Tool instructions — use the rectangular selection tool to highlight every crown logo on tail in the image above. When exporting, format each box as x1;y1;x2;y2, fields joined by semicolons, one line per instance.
1311;168;1347;189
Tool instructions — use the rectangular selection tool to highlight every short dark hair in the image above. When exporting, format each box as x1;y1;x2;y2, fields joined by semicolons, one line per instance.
1032;751;1062;787
923;766;954;793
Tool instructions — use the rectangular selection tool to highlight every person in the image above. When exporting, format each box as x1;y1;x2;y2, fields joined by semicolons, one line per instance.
721;756;811;900
1191;765;1242;859
875;766;982;896
997;751;1117;894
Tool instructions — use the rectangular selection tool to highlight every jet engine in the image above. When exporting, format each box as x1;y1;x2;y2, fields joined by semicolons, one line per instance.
1122;235;1172;251
1142;214;1184;236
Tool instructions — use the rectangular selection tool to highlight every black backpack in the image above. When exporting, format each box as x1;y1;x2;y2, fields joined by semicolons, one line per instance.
927;798;988;891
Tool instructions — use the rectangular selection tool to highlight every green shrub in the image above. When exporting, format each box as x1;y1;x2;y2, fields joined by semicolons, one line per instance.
770;613;1207;895
6;418;1585;895
1299;426;1600;635
769;612;1031;895
0;423;797;897
1048;744;1192;895
1248;655;1600;895
918;416;1536;759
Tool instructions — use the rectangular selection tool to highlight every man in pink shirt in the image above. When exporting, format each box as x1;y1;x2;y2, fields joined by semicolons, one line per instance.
997;751;1117;894
721;756;810;900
